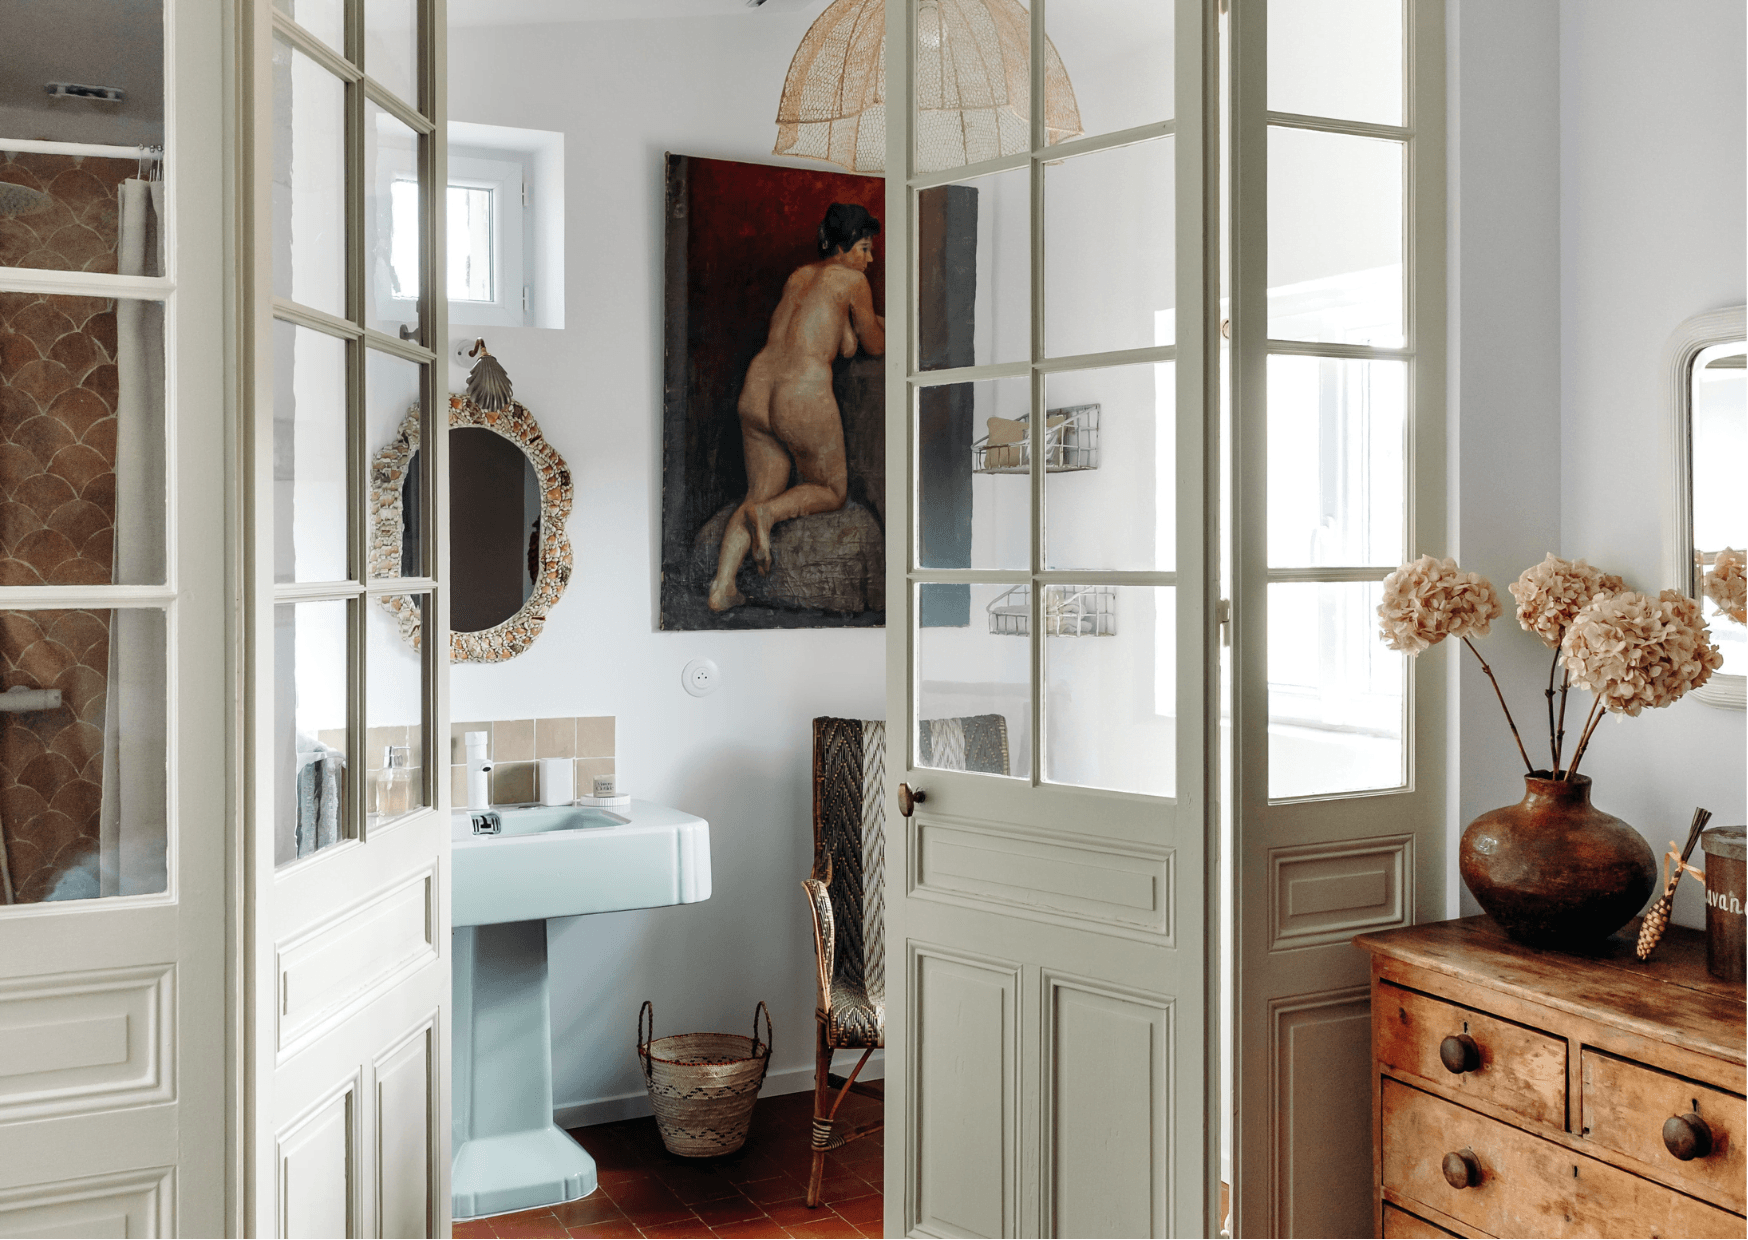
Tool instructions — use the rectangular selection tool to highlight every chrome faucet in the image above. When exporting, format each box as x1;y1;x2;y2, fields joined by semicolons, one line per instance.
470;811;502;836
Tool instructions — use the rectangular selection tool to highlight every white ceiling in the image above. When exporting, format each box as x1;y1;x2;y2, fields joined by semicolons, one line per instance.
448;0;828;26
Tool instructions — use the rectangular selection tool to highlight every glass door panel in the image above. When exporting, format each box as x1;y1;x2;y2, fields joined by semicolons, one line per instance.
1268;0;1403;124
365;103;422;336
272;321;350;583
1266;127;1404;347
0;606;166;903
920;376;1031;572
1043;361;1174;572
365;0;420;105
1265;355;1405;568
917;168;1030;372
1043;136;1176;356
915;582;1032;779
366;592;427;827
0;292;167;586
913;0;1030;174
274;598;351;864
271;39;348;319
1043;584;1175;797
365;347;424;578
1044;0;1174;140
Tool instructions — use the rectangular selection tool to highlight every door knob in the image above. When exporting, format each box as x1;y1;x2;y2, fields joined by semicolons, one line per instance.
898;783;926;817
1662;1112;1714;1161
1439;1033;1481;1074
1441;1148;1481;1190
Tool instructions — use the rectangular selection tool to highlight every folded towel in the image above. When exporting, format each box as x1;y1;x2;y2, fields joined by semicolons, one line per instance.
295;733;346;856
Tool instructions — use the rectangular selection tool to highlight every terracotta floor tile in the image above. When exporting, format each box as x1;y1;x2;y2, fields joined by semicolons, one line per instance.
453;1222;494;1239
551;1194;627;1227
814;1174;874;1206
758;1201;831;1228
829;1197;881;1227
740;1175;806;1206
565;1223;640;1240
709;1222;789;1239
781;1218;861;1239
687;1196;768;1228
637;1222;714;1239
855;1224;883;1239
491;1209;567;1237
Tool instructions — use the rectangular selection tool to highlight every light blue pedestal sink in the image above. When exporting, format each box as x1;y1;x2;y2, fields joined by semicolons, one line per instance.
451;801;711;1221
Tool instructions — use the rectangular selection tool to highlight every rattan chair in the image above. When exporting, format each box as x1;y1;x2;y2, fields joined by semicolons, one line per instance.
802;714;1011;1207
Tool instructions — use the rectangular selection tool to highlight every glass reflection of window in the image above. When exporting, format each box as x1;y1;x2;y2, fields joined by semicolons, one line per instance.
1694;341;1746;678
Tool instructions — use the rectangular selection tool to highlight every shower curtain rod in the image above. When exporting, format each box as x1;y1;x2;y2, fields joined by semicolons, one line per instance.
1;137;163;160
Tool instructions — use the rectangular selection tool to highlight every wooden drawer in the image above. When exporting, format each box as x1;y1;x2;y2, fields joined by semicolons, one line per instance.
1582;1048;1748;1214
1382;1202;1459;1238
1381;1078;1743;1238
1375;980;1567;1129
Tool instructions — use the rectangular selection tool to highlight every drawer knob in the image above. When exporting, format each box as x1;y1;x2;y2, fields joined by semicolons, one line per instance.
1439;1033;1481;1074
1662;1112;1714;1161
1441;1148;1482;1190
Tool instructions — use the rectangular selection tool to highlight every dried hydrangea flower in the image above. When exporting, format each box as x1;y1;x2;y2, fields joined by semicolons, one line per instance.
1704;547;1746;625
1378;555;1503;654
1507;553;1625;648
1562;589;1724;716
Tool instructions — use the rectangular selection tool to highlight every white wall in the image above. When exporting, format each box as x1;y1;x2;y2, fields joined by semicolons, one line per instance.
1448;0;1746;926
447;11;885;1120
1556;0;1746;926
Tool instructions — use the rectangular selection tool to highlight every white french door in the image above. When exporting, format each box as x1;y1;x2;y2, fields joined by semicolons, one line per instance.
1228;1;1446;1235
242;0;451;1234
0;0;230;1233
885;0;1220;1234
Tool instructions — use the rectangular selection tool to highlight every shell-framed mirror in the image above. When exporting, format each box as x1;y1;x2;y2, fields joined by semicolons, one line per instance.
370;386;573;662
1666;305;1746;708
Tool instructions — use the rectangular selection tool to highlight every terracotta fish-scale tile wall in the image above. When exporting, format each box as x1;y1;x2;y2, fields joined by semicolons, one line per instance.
0;153;132;902
0;151;133;273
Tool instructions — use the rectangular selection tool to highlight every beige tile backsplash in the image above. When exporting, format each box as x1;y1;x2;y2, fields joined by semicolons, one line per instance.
450;716;615;808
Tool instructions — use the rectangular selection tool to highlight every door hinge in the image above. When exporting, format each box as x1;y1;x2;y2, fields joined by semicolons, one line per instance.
521;178;529;208
1216;598;1232;647
522;285;531;313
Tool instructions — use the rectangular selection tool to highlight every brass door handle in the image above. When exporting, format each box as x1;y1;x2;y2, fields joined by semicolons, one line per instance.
1441;1148;1481;1189
898;783;926;818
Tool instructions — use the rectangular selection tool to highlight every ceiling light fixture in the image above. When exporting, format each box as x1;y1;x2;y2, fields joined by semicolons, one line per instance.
773;0;1081;175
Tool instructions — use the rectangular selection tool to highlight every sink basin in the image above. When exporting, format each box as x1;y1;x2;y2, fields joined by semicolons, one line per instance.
450;798;711;1221
452;799;711;927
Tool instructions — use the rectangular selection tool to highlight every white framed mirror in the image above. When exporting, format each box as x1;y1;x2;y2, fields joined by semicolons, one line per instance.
1667;305;1746;708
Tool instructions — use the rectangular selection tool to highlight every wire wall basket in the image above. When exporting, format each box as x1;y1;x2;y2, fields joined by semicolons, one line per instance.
971;403;1100;474
986;584;1117;637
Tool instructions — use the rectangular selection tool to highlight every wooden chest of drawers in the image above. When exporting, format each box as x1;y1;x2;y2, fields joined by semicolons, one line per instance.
1356;917;1746;1239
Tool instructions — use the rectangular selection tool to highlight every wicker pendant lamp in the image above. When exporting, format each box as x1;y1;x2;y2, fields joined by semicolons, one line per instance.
773;0;1082;175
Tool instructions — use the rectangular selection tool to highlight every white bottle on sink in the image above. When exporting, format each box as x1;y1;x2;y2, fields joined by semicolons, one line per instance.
465;731;493;808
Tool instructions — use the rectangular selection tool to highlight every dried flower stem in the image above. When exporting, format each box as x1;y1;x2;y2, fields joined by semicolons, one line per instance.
1566;697;1608;782
1462;637;1535;774
1554;669;1572;776
1544;648;1561;771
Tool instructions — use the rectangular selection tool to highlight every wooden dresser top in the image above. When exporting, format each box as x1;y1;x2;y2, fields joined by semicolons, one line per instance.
1355;916;1746;1068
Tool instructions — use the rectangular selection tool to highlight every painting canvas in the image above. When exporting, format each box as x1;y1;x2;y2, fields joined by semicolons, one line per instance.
660;154;887;630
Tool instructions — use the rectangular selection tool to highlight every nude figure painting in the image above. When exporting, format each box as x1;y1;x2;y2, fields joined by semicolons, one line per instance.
660;155;886;631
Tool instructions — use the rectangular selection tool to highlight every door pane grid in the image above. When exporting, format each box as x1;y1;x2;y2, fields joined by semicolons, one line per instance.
1263;0;1413;800
272;0;433;860
906;0;1181;799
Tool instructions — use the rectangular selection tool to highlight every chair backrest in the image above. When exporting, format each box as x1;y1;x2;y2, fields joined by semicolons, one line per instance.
812;718;887;1008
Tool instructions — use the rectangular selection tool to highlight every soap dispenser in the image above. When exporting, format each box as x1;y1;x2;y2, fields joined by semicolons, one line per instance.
465;731;493;809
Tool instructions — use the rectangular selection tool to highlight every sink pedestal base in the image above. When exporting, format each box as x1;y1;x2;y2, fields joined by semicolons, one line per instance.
453;921;597;1220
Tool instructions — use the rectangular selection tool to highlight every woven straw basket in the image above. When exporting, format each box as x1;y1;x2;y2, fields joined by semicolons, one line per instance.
637;1000;772;1157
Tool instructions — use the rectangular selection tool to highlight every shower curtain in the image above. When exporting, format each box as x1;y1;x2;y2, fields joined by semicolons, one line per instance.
98;177;169;898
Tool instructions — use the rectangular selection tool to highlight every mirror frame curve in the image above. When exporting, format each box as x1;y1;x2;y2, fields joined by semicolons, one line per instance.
369;394;574;663
1664;303;1746;710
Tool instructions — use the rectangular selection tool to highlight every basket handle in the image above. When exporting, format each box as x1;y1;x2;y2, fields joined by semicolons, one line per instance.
752;1000;772;1061
638;1000;654;1080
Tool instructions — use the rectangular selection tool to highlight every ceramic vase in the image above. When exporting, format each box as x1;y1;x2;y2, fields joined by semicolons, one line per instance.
1460;774;1656;949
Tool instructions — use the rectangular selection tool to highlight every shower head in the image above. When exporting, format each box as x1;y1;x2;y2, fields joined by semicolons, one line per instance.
0;181;48;218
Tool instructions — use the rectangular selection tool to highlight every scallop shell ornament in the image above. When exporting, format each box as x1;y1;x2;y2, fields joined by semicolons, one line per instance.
465;339;514;412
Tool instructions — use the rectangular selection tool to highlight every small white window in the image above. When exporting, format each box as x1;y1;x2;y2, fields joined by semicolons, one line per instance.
371;120;564;330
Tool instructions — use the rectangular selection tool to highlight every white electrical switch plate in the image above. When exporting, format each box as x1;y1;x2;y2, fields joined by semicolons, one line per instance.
682;657;719;697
